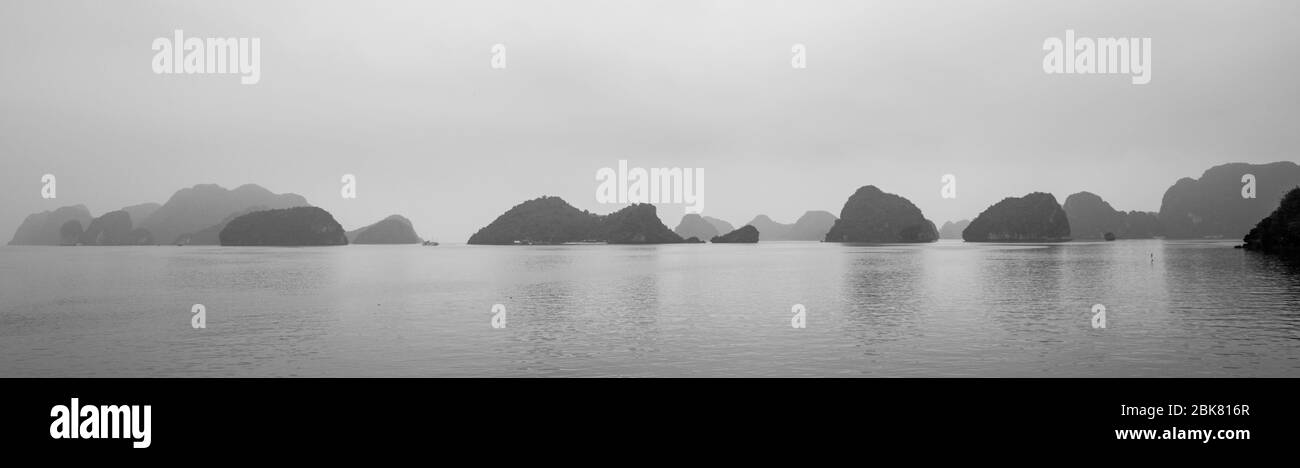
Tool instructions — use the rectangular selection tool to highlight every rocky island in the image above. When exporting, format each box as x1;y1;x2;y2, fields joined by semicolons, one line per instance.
8;205;94;245
176;207;266;245
702;216;735;237
468;196;683;245
1063;191;1161;240
1159;161;1300;239
597;204;684;244
711;225;759;243
1241;187;1300;255
824;186;938;243
349;215;423;244
218;207;348;246
673;214;720;240
963;192;1071;242
79;210;136;245
939;220;970;239
141;184;311;245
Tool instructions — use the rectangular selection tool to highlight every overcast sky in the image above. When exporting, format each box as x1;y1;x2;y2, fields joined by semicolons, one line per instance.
2;0;1298;242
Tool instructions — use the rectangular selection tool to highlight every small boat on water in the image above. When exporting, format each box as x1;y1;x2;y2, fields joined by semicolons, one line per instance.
422;240;439;246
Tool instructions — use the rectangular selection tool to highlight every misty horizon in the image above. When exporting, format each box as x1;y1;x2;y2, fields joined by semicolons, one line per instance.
9;159;1298;244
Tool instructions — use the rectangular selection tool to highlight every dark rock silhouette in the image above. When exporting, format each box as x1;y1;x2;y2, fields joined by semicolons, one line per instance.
824;186;939;243
468;196;601;244
597;204;684;244
176;206;267;245
673;214;720;240
1159;162;1300;239
218;207;348;246
467;196;683;244
711;225;759;243
141;184;310;245
963;192;1071;242
1242;187;1300;255
1062;191;1161;240
79;210;136;245
8;205;94;245
59;220;83;245
1104;232;1116;241
1063;192;1124;240
349;215;423;244
939;220;970;239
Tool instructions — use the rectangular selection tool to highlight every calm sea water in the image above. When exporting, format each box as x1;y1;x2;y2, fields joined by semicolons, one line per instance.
1;240;1297;377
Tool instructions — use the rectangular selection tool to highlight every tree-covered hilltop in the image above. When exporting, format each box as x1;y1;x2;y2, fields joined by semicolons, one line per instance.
824;186;938;243
468;196;684;244
963;192;1071;242
1242;187;1300;256
218;207;348;246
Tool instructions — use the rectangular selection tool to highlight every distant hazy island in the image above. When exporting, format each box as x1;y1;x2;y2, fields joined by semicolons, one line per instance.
146;184;312;245
675;211;834;242
1160;161;1300;239
4;183;438;247
673;214;720;240
939;219;970;240
673;213;738;240
746;212;837;241
1063;191;1161;240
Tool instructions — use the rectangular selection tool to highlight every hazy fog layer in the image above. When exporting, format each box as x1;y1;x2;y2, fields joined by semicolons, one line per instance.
2;0;1297;242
